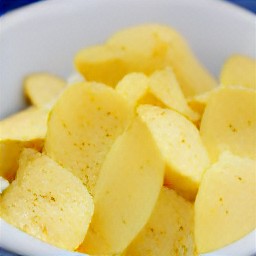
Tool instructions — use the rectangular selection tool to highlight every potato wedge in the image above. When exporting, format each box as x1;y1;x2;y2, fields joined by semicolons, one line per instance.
194;151;256;253
0;107;48;180
137;105;210;200
24;73;66;106
125;187;196;256
75;24;217;96
0;148;94;251
45;82;132;195
200;86;256;162
148;67;199;122
220;55;256;89
78;117;164;255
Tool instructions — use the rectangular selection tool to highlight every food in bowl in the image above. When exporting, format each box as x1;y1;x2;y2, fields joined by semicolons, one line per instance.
0;24;255;255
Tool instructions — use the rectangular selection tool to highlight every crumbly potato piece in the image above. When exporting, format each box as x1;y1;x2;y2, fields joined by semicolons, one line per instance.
75;24;217;96
79;117;164;255
125;187;197;256
200;86;256;162
220;55;256;89
0;107;48;180
137;105;210;200
0;149;94;251
194;151;256;253
45;82;132;195
24;73;66;106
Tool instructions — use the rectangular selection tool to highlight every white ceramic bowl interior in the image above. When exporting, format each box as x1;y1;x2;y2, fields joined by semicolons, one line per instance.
0;0;255;255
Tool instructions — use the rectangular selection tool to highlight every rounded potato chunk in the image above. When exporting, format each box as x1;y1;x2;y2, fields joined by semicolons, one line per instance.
137;105;210;200
0;149;94;251
45;82;132;195
126;187;197;256
200;86;256;162
195;152;256;253
75;24;216;96
78;117;164;255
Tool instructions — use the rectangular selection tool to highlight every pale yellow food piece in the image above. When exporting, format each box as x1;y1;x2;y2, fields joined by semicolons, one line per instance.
45;82;132;195
75;24;217;96
195;151;256;253
137;105;210;200
75;45;127;87
148;67;199;122
0;148;94;251
125;187;197;256
220;55;256;89
24;73;66;106
187;87;219;116
116;73;150;107
79;117;165;255
200;86;256;162
0;107;48;180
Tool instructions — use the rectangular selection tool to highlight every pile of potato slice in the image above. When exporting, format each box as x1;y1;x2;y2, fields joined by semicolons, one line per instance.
0;24;255;256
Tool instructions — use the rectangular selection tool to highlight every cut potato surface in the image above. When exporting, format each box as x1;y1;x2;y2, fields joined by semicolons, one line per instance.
45;82;132;195
24;73;66;106
195;151;256;253
220;55;256;89
200;86;256;162
137;105;210;200
75;24;216;96
125;187;196;256
0;107;48;180
148;67;199;122
79;117;164;255
0;149;94;251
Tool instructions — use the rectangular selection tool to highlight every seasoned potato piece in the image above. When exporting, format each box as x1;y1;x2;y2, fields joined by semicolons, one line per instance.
24;73;66;106
220;55;256;89
148;67;199;122
75;24;217;96
195;151;256;253
45;82;132;195
137;105;210;200
126;187;196;256
200;86;256;162
0;149;94;251
79;117;164;255
0;107;48;180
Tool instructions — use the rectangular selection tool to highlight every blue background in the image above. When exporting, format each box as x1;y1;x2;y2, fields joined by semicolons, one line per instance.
0;0;255;255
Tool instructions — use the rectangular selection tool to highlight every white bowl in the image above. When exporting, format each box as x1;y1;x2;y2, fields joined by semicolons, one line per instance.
0;0;255;255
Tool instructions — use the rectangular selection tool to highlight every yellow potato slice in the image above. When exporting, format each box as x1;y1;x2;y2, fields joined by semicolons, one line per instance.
200;86;256;162
220;55;256;89
194;151;256;253
137;105;210;200
148;67;199;122
75;24;217;96
0;148;94;251
79;117;164;255
125;187;196;256
45;82;132;195
116;68;199;122
24;73;66;106
75;45;127;87
116;72;150;107
0;107;48;180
